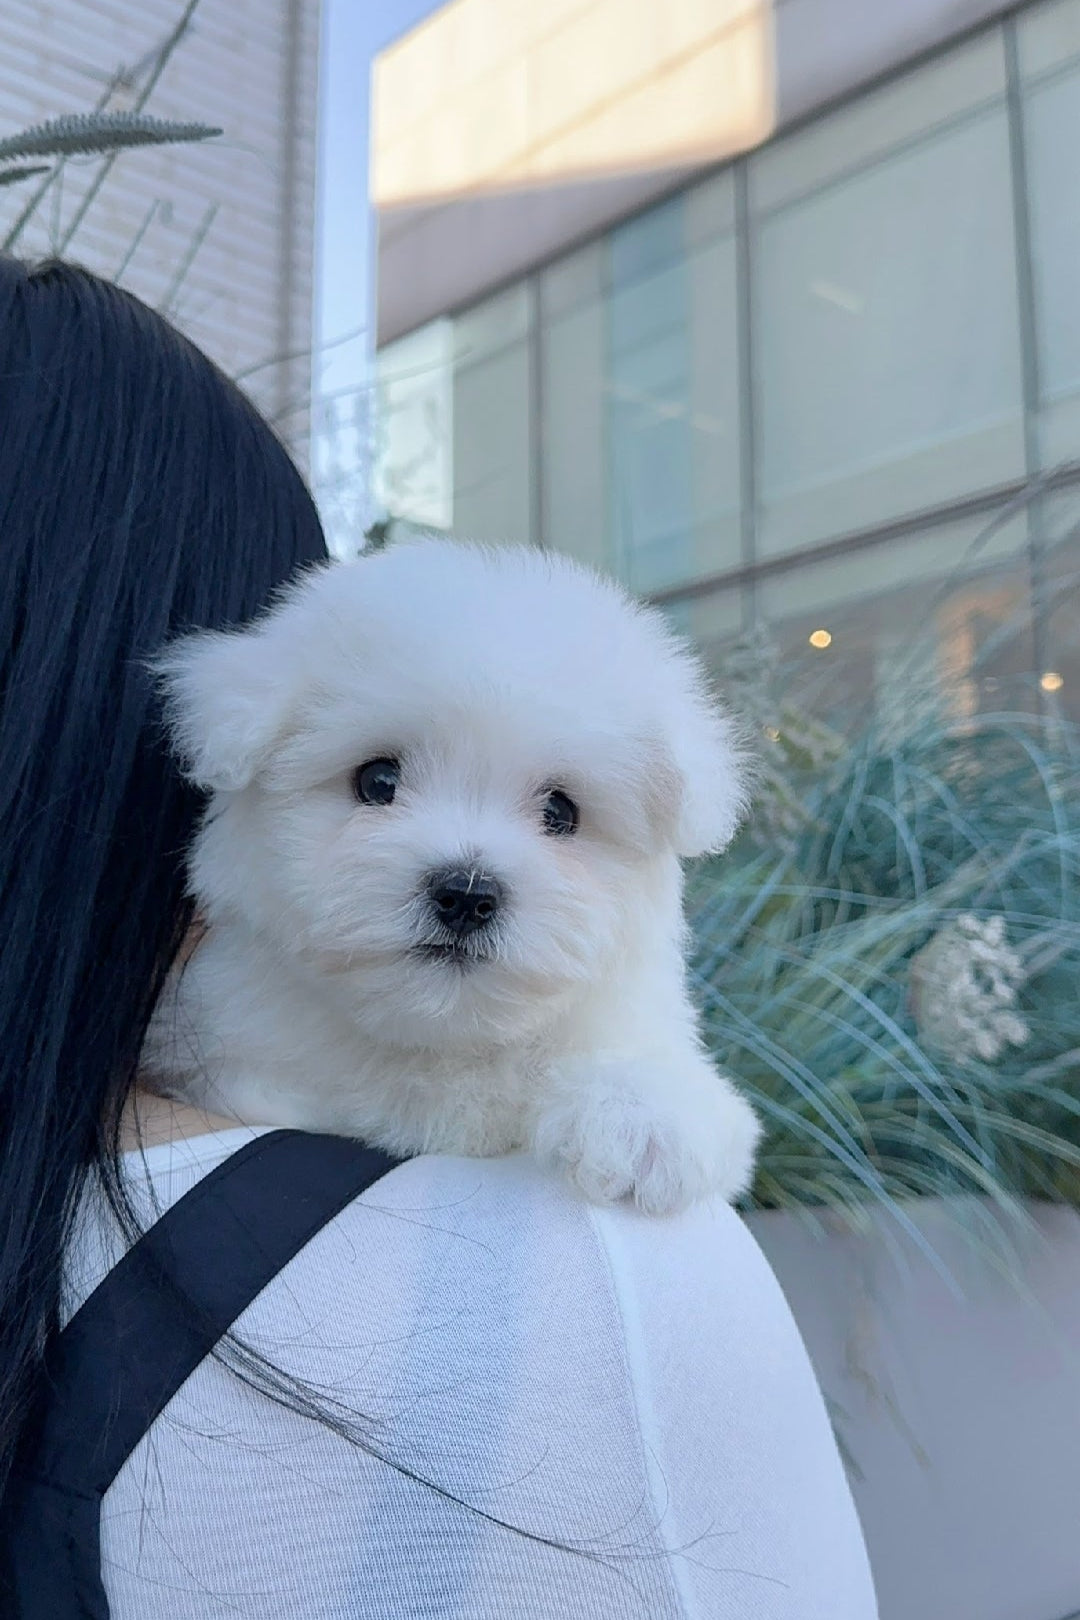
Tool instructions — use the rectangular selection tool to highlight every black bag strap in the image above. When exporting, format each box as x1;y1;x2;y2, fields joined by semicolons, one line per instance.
3;1128;403;1619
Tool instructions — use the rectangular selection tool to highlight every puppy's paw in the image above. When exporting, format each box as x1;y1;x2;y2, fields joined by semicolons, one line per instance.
531;1058;760;1215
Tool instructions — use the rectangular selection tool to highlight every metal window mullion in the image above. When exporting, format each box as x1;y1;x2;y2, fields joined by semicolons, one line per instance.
734;156;759;631
1003;11;1050;692
527;277;545;549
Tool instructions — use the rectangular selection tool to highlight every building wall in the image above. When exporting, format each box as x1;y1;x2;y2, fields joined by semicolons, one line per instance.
373;0;775;347
375;0;1080;724
373;0;1019;346
0;0;321;455
749;1198;1080;1620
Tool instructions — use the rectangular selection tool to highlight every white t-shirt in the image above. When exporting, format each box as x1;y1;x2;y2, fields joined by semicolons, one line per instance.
63;1128;878;1619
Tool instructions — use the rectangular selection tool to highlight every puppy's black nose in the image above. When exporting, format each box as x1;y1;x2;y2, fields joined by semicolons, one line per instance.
426;868;504;937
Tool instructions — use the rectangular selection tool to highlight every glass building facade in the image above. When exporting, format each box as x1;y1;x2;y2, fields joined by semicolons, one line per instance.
375;0;1080;720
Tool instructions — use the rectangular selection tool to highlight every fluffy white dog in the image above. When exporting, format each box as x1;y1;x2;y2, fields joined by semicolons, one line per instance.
145;539;760;1214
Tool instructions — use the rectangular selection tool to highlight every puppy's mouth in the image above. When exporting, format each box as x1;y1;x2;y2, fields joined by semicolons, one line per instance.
411;939;491;968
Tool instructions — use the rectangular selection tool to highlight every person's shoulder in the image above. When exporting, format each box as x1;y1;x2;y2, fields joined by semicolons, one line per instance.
375;1147;748;1217
351;1149;763;1277
347;1149;593;1242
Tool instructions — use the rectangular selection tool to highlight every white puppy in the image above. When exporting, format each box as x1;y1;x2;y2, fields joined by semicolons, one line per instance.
145;539;760;1214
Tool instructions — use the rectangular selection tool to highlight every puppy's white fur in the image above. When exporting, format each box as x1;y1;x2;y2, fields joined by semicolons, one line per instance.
145;540;760;1213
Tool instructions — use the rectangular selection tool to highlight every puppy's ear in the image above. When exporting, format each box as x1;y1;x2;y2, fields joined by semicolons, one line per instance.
652;666;752;858
668;696;751;857
154;624;297;792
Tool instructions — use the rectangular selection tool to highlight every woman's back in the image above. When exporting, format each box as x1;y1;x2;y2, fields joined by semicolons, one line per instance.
68;1132;877;1619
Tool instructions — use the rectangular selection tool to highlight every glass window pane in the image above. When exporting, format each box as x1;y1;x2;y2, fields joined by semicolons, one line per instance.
758;511;1033;724
373;320;454;530
540;296;606;568
1018;0;1080;79
685;168;737;248
688;238;742;582
609;193;685;286
753;85;1025;557
447;284;535;546
608;248;692;591
453;282;531;363
452;340;533;544
752;31;1007;214
682;586;744;669
1036;487;1080;720
606;206;740;595
538;240;605;322
1044;553;1080;721
1021;47;1080;465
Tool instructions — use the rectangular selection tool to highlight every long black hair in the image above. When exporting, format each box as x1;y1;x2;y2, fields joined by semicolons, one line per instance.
0;257;327;1500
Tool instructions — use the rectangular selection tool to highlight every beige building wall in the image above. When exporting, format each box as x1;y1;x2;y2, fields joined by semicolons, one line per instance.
0;0;321;457
372;0;1019;346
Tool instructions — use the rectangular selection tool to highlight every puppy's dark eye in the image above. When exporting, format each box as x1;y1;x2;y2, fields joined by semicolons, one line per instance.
353;758;400;806
542;788;578;837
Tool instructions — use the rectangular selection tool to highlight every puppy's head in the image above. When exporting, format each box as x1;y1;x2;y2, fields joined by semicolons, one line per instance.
158;541;749;1050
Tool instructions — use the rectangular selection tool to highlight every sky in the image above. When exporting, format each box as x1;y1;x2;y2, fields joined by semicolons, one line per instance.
314;0;439;412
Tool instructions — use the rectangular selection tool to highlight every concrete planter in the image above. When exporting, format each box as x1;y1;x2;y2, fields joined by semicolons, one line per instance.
748;1200;1080;1620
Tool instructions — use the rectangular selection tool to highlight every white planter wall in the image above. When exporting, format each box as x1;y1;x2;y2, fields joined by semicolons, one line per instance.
748;1200;1080;1620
